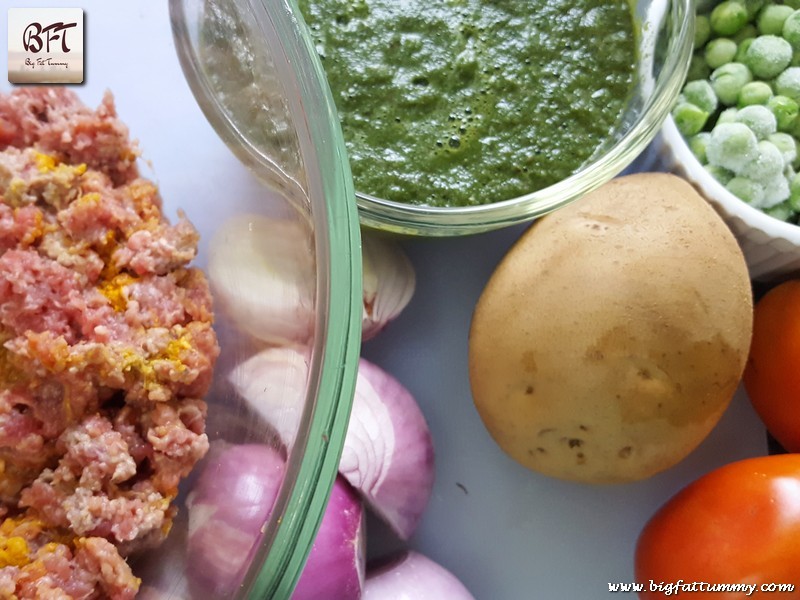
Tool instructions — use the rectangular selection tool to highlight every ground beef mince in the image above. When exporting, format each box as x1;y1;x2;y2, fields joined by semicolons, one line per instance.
0;88;220;599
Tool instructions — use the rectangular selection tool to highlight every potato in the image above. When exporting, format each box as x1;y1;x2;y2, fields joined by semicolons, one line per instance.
468;173;753;484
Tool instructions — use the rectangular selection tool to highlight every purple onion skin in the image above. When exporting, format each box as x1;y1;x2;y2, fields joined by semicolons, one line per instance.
186;443;364;599
186;443;285;597
355;358;435;540
363;551;476;600
293;476;365;600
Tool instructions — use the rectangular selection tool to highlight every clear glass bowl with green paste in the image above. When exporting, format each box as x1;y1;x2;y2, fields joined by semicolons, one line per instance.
299;0;694;236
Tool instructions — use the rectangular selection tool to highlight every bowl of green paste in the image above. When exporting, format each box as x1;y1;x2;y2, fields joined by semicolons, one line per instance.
298;0;694;236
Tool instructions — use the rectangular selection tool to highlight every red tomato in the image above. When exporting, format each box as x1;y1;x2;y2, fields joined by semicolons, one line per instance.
635;455;800;598
743;280;800;452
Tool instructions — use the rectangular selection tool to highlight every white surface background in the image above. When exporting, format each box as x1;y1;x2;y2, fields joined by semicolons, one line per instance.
1;2;769;599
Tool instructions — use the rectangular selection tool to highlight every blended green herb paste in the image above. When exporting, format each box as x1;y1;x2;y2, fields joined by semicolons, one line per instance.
298;0;637;207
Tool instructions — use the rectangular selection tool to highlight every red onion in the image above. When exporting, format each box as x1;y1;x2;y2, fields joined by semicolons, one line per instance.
344;359;434;540
363;551;475;600
231;350;435;540
185;442;364;599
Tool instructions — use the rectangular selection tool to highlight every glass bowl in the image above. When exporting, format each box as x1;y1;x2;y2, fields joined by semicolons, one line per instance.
332;0;694;236
153;1;363;599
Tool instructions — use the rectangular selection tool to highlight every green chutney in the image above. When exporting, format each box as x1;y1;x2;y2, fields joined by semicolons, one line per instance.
298;0;637;207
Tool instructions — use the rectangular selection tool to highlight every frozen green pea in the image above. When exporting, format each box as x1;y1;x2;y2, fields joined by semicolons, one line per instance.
695;15;712;48
758;4;794;35
735;37;755;62
705;38;738;68
775;66;800;100
710;62;753;105
741;140;785;182
706;164;736;184
687;53;711;82
689;132;712;163
738;81;773;106
788;173;800;210
673;102;709;136
733;24;759;45
684;79;719;113
767;94;800;130
763;176;791;207
726;176;766;204
718;106;740;124
764;200;793;219
744;0;765;18
783;10;800;50
711;1;749;36
743;35;793;79
736;104;778;138
706;121;760;172
768;131;798;165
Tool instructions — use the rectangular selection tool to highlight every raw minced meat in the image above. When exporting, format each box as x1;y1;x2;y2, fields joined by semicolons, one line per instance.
0;88;220;599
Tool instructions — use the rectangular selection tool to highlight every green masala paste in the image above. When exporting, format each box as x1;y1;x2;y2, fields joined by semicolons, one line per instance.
298;0;637;207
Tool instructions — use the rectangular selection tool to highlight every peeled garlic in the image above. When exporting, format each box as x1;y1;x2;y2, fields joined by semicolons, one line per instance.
209;215;415;344
361;232;416;341
207;213;315;346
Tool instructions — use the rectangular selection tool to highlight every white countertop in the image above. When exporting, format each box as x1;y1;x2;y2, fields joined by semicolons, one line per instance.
1;2;769;598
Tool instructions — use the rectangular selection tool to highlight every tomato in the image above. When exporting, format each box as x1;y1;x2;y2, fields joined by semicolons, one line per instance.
743;280;800;453
635;455;800;597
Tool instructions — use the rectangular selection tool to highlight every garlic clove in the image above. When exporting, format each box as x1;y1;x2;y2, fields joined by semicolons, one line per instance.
361;232;415;341
207;213;315;346
231;348;434;541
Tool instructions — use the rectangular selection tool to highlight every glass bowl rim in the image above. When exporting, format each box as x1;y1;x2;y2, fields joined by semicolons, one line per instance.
353;0;695;236
169;0;363;597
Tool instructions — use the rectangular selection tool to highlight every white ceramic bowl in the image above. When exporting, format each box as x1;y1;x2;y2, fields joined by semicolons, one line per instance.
660;115;800;282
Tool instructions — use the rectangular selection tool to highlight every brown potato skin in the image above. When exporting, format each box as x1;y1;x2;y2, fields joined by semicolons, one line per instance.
468;173;753;484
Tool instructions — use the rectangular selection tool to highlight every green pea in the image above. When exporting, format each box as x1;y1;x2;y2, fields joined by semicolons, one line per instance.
757;4;793;35
767;94;800;130
710;62;753;105
783;10;800;50
764;201;794;220
743;35;793;79
706;164;735;184
707;121;760;172
733;24;758;44
673;102;710;136
695;15;712;48
775;66;800;101
736;105;778;140
705;38;738;69
687;53;711;82
718;107;740;124
710;1;749;36
688;132;712;163
738;80;773;106
768;131;798;165
743;0;765;19
786;0;800;10
788;173;800;210
735;37;755;62
726;176;766;204
684;79;719;113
